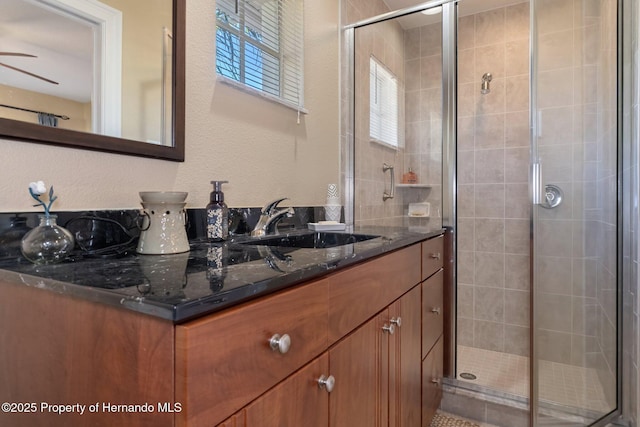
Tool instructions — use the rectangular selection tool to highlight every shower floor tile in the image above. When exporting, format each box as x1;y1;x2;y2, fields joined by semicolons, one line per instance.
456;346;610;413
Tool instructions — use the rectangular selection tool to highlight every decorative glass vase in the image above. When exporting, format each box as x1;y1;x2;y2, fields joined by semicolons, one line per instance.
21;215;75;265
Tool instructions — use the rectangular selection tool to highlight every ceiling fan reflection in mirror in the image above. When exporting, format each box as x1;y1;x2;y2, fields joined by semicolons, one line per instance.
0;52;59;85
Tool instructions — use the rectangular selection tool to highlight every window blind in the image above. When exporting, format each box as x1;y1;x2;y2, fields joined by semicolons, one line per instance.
216;0;304;111
369;56;399;148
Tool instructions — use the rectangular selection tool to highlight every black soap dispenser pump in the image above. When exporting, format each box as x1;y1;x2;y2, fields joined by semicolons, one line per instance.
207;180;229;241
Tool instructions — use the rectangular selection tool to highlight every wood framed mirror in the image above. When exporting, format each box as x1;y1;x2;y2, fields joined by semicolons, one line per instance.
0;0;185;161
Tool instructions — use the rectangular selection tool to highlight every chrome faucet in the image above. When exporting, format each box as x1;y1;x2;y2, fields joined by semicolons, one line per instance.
251;198;295;237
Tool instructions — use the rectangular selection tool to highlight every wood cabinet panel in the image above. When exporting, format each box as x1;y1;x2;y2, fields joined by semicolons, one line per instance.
422;335;444;427
245;354;329;427
328;245;421;344
329;311;389;427
0;280;174;427
422;269;444;358
389;286;422;427
422;235;444;280
176;279;329;427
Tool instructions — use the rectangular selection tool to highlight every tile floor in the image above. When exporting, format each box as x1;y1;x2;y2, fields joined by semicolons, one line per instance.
457;346;611;414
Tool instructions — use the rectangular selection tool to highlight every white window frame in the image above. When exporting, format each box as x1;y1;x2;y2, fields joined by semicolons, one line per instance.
369;55;400;149
215;0;305;113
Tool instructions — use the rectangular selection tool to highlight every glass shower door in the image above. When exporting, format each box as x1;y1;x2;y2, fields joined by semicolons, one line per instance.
531;0;619;425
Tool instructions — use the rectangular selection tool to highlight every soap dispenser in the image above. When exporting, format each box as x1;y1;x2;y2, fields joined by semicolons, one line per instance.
207;181;229;241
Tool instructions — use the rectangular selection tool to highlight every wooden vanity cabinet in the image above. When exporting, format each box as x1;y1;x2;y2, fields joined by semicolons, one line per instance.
421;237;445;426
216;236;443;427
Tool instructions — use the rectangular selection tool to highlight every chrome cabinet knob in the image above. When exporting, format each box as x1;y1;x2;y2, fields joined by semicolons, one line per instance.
382;323;395;334
390;317;402;328
429;252;441;260
317;375;335;393
431;378;441;386
431;307;441;315
269;333;291;354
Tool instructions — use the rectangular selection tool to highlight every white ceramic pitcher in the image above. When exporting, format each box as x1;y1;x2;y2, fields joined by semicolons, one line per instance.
136;192;190;255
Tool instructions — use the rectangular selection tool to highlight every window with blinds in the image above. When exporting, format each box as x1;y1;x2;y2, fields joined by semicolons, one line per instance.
216;0;304;111
369;56;399;148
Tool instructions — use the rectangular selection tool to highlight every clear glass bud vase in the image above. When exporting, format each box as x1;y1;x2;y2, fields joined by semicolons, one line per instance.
21;215;75;264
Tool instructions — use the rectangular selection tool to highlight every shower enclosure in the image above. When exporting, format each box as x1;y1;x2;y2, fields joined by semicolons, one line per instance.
343;0;622;425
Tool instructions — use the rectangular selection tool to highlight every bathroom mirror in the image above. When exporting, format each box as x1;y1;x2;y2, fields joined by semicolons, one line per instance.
0;0;185;161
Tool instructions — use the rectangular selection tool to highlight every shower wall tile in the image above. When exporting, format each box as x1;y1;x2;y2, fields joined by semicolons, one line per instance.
458;184;475;218
475;149;505;183
475;286;505;322
458;250;475;284
458;218;475;251
474;320;504;352
505;184;529;219
506;2;530;42
505;289;530;327
458;151;475;184
458;48;475;84
537;68;574;109
504;147;529;183
420;54;442;89
475;114;505;150
475;184;505;218
458;116;475;151
475;8;505;47
476;44;505;80
536;256;573;295
420;23;441;58
475;219;505;253
536;0;574;34
504;111;529;148
457;15;476;50
475;251;505;287
539;29;574;72
505;254;530;291
537;329;572;364
504;219;529;254
503;325;530;357
537;293;573;333
505;39;529;77
505;75;529;112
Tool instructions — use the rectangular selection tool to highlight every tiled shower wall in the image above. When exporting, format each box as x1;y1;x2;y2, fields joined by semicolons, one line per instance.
456;2;532;358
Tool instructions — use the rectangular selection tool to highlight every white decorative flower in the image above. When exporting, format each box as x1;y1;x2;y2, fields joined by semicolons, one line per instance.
28;181;57;217
29;181;47;195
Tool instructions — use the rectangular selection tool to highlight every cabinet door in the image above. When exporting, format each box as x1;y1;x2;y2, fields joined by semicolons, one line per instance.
422;335;443;427
422;269;444;357
244;354;330;427
329;311;389;427
389;286;422;427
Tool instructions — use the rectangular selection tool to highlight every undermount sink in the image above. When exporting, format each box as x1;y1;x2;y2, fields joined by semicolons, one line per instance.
238;232;380;249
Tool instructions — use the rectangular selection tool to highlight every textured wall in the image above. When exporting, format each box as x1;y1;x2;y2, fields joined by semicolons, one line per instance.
0;0;340;211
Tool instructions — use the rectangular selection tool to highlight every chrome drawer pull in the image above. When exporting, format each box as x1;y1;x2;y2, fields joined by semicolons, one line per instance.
317;375;335;393
382;323;395;334
431;307;441;315
429;252;441;260
431;378;441;386
390;317;402;328
269;333;291;354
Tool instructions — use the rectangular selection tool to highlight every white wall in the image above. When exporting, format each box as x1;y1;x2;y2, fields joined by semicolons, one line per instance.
0;0;340;211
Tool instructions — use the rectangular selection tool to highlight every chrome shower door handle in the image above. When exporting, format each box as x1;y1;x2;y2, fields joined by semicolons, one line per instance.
383;163;395;201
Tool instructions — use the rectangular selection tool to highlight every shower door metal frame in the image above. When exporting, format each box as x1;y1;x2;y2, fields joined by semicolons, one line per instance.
529;0;625;425
343;0;459;376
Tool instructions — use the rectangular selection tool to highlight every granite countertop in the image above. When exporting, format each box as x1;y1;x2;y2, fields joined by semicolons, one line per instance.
0;226;443;323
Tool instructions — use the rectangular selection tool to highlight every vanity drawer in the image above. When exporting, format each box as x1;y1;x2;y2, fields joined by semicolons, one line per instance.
422;269;443;357
175;279;329;427
328;245;421;344
422;235;444;280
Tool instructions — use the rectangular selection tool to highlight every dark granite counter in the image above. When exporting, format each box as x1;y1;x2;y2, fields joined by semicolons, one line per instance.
0;225;443;323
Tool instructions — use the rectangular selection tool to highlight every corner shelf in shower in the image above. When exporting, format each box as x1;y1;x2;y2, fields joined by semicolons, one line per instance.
396;184;431;188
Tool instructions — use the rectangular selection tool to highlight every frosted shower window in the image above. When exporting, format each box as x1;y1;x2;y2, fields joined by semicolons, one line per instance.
215;0;304;110
369;56;399;148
